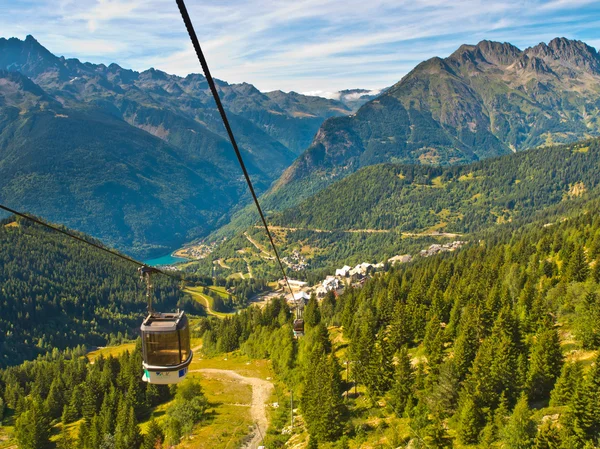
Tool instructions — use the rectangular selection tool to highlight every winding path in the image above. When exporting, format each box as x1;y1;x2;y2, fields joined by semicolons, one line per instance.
191;369;274;449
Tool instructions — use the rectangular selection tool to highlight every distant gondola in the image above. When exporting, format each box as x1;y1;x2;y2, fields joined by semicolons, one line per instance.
293;317;305;338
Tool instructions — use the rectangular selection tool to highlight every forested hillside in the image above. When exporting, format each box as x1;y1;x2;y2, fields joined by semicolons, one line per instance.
0;217;193;367
201;138;600;275
276;138;600;233
0;343;207;449
197;196;600;448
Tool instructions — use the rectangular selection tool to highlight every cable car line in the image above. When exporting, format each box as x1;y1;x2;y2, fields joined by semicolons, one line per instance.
0;202;231;300
175;0;296;301
2;0;305;383
0;202;148;270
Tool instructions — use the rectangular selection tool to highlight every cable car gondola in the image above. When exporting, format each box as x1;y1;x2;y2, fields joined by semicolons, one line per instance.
139;266;193;384
293;317;304;338
292;292;304;338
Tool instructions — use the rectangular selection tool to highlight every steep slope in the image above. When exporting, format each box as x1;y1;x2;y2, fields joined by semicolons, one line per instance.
0;83;239;254
0;36;353;256
263;38;600;214
0;35;351;158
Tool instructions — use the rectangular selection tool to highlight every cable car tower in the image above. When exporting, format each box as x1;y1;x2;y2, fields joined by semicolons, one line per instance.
139;266;193;384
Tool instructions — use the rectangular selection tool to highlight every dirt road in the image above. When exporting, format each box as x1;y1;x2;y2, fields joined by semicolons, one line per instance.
192;369;274;449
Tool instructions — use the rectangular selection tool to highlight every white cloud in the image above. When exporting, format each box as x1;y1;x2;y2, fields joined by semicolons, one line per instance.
302;91;342;100
0;0;598;92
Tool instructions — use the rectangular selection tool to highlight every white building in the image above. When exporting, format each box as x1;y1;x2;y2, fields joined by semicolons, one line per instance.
335;265;352;277
388;254;413;265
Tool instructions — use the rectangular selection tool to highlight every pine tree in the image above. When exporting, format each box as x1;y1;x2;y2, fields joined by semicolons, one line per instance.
45;377;66;420
364;330;394;398
550;362;583;406
304;295;321;328
77;420;89;449
453;305;480;380
528;328;563;402
15;396;52;449
302;348;346;442
57;424;74;449
502;393;536;449
81;377;101;421
566;245;589;283
99;385;117;436
114;399;141;449
165;417;182;447
389;301;411;350
389;347;414;416
574;291;600;349
307;435;319;449
456;396;484;445
88;414;103;449
533;420;561;449
142;419;164;449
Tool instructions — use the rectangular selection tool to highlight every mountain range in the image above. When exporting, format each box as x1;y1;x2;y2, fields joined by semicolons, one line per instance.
2;36;600;258
0;35;357;256
253;37;600;218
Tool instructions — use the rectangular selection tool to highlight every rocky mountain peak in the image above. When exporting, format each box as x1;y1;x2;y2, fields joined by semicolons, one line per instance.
475;40;522;65
525;37;600;73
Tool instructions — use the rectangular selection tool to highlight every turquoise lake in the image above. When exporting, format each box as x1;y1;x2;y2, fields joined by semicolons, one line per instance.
144;253;188;266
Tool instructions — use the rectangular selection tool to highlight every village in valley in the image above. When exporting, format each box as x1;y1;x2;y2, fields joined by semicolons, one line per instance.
164;235;468;308
279;240;468;307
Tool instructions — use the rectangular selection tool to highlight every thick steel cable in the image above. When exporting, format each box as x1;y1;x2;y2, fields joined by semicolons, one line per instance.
0;203;244;302
0;203;147;269
175;0;296;300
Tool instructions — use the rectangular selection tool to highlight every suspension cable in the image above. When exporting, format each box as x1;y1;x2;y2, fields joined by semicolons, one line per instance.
0;203;148;269
175;0;296;300
0;203;232;301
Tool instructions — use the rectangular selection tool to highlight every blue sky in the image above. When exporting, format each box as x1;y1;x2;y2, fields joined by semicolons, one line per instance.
1;0;600;94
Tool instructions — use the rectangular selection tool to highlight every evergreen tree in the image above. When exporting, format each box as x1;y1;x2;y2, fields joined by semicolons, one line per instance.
142;419;164;449
528;328;563;402
57;424;74;449
566;245;589;283
574;291;600;349
502;393;536;449
45;377;65;420
304;295;321;328
114;399;141;449
320;291;336;326
550;362;583;406
167;378;208;437
302;347;346;441
307;435;319;449
165;417;182;447
364;330;394;398
389;347;414;416
456;396;484;445
533;420;561;449
453;305;480;380
15;396;52;449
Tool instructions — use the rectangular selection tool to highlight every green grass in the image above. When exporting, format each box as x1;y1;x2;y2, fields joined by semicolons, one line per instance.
185;287;236;319
86;342;137;362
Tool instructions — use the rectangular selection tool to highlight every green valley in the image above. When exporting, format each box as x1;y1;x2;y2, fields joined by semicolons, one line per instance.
192;138;600;277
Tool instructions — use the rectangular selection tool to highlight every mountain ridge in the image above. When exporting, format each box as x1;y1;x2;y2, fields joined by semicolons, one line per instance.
236;37;600;226
0;35;356;256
